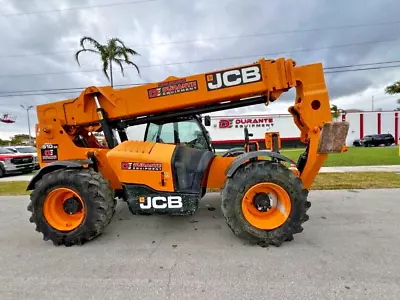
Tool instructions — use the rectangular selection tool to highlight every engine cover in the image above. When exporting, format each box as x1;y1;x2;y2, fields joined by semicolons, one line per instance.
123;184;200;216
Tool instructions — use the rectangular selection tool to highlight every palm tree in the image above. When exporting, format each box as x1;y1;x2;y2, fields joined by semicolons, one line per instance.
385;80;400;105
75;36;140;87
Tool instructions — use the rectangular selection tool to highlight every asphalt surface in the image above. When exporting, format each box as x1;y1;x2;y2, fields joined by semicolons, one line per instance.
1;164;400;182
1;190;400;300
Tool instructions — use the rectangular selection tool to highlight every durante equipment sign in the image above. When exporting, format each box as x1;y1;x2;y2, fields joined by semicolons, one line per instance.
218;118;274;129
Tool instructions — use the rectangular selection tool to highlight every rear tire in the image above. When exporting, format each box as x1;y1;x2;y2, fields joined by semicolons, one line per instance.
27;168;116;246
221;160;310;247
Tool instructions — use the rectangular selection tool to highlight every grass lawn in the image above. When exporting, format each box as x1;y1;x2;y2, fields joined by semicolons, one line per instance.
310;172;400;190
1;172;399;196
281;146;400;167
0;181;30;196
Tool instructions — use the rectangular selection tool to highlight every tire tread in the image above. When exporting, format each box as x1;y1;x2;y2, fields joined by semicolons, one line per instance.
27;168;116;246
221;160;310;247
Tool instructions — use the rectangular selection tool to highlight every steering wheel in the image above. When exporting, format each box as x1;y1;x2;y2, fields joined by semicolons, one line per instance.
185;138;198;147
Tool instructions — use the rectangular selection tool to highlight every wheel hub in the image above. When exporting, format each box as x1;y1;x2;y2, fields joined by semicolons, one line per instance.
63;197;82;214
253;193;272;212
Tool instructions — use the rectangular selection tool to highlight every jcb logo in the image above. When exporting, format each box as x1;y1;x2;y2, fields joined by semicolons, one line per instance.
139;196;183;209
206;64;262;91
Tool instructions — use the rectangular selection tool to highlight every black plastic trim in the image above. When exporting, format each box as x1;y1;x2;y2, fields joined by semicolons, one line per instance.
26;159;93;190
225;151;295;177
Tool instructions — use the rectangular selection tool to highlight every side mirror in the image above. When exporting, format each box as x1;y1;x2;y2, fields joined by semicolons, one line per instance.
244;127;249;144
204;115;211;126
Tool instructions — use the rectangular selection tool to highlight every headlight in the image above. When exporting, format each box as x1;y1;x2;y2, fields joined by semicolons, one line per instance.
0;159;11;168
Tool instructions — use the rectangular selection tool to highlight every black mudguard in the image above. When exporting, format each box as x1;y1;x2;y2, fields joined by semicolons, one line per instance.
221;147;245;157
26;160;93;190
225;151;295;178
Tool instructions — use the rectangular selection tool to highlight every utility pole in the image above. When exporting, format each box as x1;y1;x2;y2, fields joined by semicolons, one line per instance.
20;105;34;145
372;95;374;111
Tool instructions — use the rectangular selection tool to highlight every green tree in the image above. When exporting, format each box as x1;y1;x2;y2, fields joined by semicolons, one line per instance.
331;104;340;119
10;134;34;145
75;37;140;87
0;139;10;146
384;80;400;105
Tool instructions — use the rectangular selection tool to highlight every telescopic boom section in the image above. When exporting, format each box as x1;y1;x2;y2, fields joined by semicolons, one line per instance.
35;57;348;189
36;57;332;130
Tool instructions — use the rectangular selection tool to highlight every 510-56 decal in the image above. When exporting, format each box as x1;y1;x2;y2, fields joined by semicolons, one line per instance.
41;144;58;162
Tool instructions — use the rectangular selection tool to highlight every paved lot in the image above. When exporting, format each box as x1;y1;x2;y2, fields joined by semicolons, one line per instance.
1;190;400;299
1;165;400;182
320;165;400;173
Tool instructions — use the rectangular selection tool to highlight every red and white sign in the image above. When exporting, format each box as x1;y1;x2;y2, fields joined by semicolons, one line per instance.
218;118;274;129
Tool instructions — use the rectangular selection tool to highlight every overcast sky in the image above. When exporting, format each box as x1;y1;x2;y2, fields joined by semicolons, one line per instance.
1;0;400;140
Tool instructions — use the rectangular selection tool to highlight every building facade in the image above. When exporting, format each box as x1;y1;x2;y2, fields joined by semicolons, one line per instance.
206;110;399;150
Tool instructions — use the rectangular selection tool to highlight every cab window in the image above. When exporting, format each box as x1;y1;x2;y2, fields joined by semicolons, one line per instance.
178;120;208;149
145;122;175;143
145;119;209;150
145;123;159;142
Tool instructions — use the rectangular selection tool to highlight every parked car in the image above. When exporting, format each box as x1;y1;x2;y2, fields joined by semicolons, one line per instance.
5;146;39;169
354;133;395;147
0;147;35;178
353;138;364;146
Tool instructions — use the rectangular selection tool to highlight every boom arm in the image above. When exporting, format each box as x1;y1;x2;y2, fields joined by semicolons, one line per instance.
35;57;348;189
36;58;331;129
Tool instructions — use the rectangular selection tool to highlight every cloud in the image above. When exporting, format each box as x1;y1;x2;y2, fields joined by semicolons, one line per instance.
0;0;400;140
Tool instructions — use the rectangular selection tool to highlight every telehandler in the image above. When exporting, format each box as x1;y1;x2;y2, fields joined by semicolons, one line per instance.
27;57;349;247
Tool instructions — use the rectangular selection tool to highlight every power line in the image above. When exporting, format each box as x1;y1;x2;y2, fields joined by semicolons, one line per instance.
0;83;147;97
1;62;400;98
1;60;400;95
0;0;157;17
1;19;400;59
0;38;398;79
324;60;400;70
2;58;398;94
325;64;400;74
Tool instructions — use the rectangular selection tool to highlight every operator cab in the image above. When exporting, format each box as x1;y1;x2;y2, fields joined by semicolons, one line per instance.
143;115;214;152
142;114;262;157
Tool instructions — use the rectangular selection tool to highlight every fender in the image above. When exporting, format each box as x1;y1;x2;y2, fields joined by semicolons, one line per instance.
221;147;245;157
225;150;296;178
26;159;93;190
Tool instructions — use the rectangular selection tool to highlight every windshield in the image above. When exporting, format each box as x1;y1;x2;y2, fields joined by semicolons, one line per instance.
0;147;14;154
15;147;37;153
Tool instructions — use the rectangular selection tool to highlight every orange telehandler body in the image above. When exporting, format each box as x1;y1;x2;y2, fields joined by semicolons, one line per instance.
26;57;349;247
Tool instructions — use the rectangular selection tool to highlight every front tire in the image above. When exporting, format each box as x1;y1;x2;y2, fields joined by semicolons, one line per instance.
27;168;116;246
221;160;310;247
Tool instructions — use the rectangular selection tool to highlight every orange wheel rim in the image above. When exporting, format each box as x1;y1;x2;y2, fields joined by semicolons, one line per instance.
43;188;85;231
242;183;292;230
